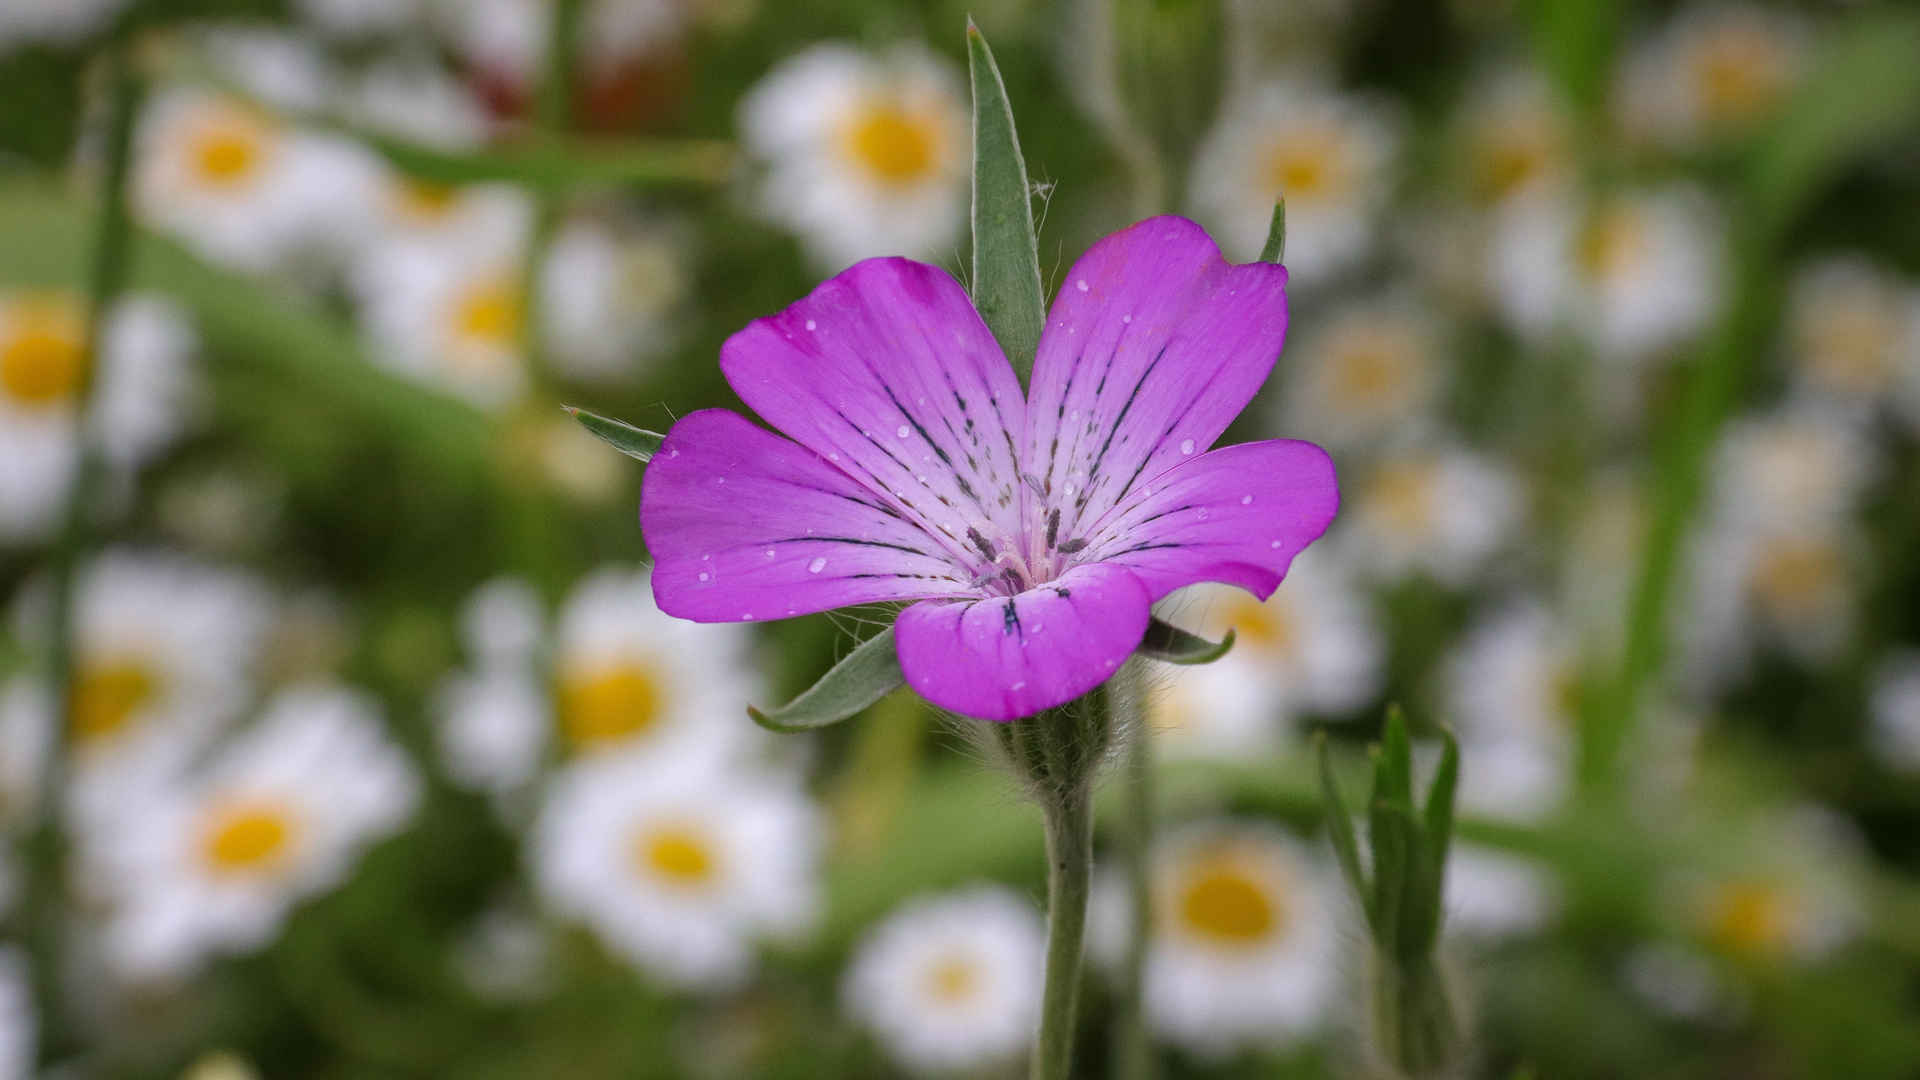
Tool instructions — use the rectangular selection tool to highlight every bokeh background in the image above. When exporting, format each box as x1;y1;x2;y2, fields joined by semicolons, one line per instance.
2;0;1920;1076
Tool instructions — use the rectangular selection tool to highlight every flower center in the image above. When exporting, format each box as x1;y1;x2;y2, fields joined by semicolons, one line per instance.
1804;306;1895;393
1176;860;1283;945
1262;129;1344;205
1;296;88;409
842;102;939;185
1221;594;1295;656
558;661;665;750
1327;336;1411;413
1368;461;1436;535
921;952;982;1005
1473;137;1549;203
69;658;160;744
1749;537;1840;621
1695;29;1789;129
631;823;717;886
392;179;461;223
1707;880;1795;955
452;278;524;349
189;110;274;189
1576;206;1646;282
200;802;296;875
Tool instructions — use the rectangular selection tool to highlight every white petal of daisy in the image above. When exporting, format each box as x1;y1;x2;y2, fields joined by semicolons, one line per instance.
1337;443;1522;587
0;291;198;545
458;576;546;666
739;43;969;270
0;0;129;50
1707;398;1875;535
1280;291;1445;450
1490;185;1722;361
1444;845;1559;940
9;550;272;825
1446;600;1582;749
1616;4;1809;151
539;217;688;382
1189;78;1400;283
1137;820;1338;1058
81;684;419;982
1151;549;1384;759
1621;942;1727;1021
455;902;551;1001
435;0;681;92
296;0;428;38
1868;651;1920;773
0;947;30;1080
351;228;533;409
342;56;495;150
843;886;1045;1074
532;750;822;990
433;665;550;796
195;23;340;113
1786;254;1919;406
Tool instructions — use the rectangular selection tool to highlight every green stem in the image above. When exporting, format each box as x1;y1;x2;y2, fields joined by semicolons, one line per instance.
26;32;142;1066
1112;717;1156;1080
1033;776;1093;1080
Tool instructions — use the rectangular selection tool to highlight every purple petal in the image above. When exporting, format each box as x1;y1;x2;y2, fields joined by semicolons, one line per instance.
1078;439;1338;601
894;563;1151;721
642;410;974;622
1021;216;1289;551
720;258;1028;580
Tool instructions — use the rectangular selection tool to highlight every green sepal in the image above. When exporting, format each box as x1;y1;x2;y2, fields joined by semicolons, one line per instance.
748;627;904;733
1257;198;1286;264
1136;618;1235;665
564;406;664;463
966;21;1046;386
1315;731;1371;924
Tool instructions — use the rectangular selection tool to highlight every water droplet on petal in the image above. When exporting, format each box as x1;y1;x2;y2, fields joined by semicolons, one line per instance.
1270;539;1282;548
1122;313;1132;324
1076;279;1089;292
1179;439;1195;455
896;425;910;438
764;548;777;559
1197;509;1210;520
807;557;827;574
805;319;816;331
697;572;710;582
1241;494;1253;505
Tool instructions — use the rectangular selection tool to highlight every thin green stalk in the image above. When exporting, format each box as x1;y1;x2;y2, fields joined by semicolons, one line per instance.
26;32;142;1065
518;0;586;391
1033;776;1094;1080
1112;717;1155;1080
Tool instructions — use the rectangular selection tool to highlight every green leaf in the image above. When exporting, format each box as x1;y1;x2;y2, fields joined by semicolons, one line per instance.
749;627;905;733
1744;11;1920;241
564;406;663;463
354;129;735;196
1378;704;1414;808
1257;198;1286;264
1527;0;1625;120
1414;728;1460;953
967;21;1046;385
1316;733;1372;928
1369;794;1410;958
1136;618;1235;665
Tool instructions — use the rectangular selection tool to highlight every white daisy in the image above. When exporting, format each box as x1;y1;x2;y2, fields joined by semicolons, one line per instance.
0;290;199;545
133;89;382;274
1280;292;1445;450
0;0;128;51
1557;468;1645;654
1785;255;1920;410
1455;65;1574;208
6;550;271;823
351;223;531;408
0;947;29;1080
1136;821;1337;1058
434;666;550;797
1151;550;1384;759
195;23;339;113
739;43;969;270
1490;185;1722;360
1189;78;1400;283
1868;651;1920;773
843;886;1045;1075
532;749;822;989
539;216;688;382
1707;399;1874;536
435;0;684;96
1339;444;1522;587
1621;942;1727;1021
296;0;428;38
455;902;551;1001
82;685;419;981
1617;4;1808;151
1444;845;1558;940
458;576;546;668
343;57;496;150
1671;805;1862;965
1444;600;1579;822
1681;517;1861;688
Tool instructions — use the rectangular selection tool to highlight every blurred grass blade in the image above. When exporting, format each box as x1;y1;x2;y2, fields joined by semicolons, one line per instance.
1745;11;1920;238
1417;729;1459;950
1257;198;1286;264
564;406;663;463
1527;0;1625;120
1380;704;1414;807
1316;733;1373;927
967;21;1046;384
345;128;733;195
749;627;904;733
1137;618;1234;664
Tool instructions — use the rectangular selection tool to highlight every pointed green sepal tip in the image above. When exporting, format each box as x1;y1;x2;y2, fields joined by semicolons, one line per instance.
1315;731;1372;925
747;627;905;733
1258;198;1286;264
967;21;1046;385
566;405;665;463
1137;618;1235;664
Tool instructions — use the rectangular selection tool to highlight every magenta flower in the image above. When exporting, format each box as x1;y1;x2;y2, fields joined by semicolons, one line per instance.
641;216;1338;720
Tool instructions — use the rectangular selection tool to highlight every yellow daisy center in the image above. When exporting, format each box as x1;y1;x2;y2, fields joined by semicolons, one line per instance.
632;823;717;886
201;802;297;875
1220;593;1295;656
1176;859;1284;945
1326;332;1413;412
1369;461;1436;535
1804;306;1896;394
1707;880;1795;956
1;296;88;409
189;110;274;189
922;952;982;1005
1262;129;1345;205
558;661;667;749
1749;538;1840;622
69;659;160;744
1576;206;1647;282
1695;29;1789;129
392;179;461;223
452;278;524;349
1472;135;1549;203
842;102;940;185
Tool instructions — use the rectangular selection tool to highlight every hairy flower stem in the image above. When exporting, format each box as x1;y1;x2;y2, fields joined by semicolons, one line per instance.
1112;719;1155;1080
1034;774;1094;1080
27;30;141;1065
